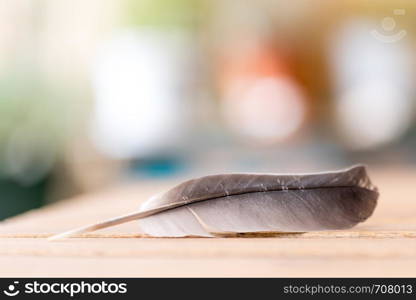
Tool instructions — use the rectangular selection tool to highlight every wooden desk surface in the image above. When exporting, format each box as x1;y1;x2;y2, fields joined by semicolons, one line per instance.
1;167;415;277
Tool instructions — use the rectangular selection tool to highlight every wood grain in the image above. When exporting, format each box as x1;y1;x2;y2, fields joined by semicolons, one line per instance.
1;167;415;277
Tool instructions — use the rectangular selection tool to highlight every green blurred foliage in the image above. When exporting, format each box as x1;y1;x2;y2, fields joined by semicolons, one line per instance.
125;0;201;28
0;68;71;219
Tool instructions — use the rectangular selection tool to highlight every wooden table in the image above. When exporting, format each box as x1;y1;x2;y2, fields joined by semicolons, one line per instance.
1;167;415;277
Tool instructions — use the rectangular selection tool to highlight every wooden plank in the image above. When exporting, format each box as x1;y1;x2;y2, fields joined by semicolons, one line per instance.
0;167;415;277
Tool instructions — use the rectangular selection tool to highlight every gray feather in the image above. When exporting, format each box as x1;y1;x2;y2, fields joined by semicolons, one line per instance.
137;165;378;237
49;165;378;240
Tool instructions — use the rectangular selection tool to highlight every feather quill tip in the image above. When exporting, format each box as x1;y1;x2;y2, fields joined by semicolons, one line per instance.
47;210;152;241
48;226;91;241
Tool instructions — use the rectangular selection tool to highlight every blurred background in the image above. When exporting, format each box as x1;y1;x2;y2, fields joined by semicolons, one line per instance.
1;0;415;220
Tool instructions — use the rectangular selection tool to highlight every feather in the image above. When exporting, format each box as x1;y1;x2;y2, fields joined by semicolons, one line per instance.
49;165;378;239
